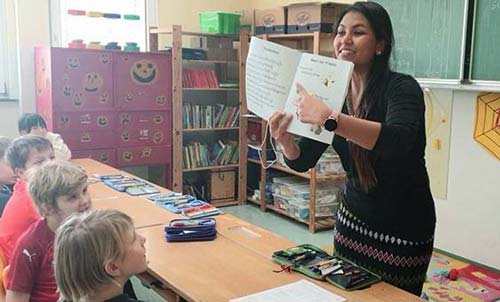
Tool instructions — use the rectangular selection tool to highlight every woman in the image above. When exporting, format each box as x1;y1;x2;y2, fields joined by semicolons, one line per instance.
269;2;436;296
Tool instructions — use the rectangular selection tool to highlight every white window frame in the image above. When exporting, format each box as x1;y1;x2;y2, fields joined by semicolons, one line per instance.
0;0;19;100
49;0;156;50
0;1;10;96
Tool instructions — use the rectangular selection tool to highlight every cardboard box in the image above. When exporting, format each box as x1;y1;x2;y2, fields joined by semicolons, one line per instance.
210;170;236;201
253;7;287;35
287;2;347;33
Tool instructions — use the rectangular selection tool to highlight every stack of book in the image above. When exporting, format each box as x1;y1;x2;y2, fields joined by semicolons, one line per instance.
183;69;219;88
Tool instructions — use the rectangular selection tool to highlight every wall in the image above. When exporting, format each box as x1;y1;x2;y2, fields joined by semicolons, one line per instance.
0;0;50;139
15;0;50;113
0;101;19;138
157;0;254;31
434;90;500;268
251;0;355;9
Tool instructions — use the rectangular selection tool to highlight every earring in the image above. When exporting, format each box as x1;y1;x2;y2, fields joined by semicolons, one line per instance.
376;50;382;56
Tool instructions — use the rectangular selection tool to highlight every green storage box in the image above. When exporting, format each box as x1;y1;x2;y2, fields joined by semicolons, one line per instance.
199;11;241;34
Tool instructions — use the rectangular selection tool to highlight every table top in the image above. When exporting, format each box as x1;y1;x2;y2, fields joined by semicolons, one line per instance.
74;158;175;229
75;159;424;302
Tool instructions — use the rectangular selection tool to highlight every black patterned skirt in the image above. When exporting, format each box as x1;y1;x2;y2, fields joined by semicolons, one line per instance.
333;202;434;296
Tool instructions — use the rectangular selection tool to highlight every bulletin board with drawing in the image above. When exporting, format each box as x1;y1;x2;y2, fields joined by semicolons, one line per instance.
424;89;453;200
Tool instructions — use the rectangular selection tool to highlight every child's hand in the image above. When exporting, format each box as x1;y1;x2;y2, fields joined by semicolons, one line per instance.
293;83;332;125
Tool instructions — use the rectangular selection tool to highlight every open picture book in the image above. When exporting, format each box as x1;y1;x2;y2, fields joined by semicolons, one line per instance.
246;37;353;144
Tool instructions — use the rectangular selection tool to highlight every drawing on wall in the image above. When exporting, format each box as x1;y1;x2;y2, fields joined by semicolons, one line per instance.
474;93;500;161
424;88;452;200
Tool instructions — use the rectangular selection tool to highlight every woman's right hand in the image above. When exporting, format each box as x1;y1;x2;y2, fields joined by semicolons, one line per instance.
269;111;300;160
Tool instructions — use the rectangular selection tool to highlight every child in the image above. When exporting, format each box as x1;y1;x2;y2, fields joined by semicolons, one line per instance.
6;160;91;302
18;113;71;161
54;209;147;302
0;136;16;216
0;136;54;265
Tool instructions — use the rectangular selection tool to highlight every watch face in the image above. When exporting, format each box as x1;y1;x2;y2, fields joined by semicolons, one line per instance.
324;118;338;132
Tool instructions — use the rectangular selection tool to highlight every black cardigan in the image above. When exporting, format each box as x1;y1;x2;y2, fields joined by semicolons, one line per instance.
285;71;436;241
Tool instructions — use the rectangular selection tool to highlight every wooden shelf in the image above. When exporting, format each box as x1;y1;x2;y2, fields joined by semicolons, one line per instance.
183;127;239;133
183;88;239;91
211;200;239;207
183;164;239;172
266;163;346;182
246;197;260;206
259;32;333;40
183;59;238;64
156;25;249;205
150;28;240;40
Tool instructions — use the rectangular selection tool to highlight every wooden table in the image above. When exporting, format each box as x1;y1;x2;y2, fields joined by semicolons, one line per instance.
75;159;425;302
74;159;175;229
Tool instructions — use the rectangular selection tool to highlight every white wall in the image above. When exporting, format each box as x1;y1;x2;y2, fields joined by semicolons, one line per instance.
0;102;19;138
434;90;500;268
15;0;50;113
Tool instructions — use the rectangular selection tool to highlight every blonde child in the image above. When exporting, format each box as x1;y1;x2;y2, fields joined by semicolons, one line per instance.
5;160;91;302
18;113;71;161
54;209;147;302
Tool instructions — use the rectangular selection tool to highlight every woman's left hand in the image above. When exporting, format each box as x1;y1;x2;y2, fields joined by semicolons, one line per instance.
294;83;332;125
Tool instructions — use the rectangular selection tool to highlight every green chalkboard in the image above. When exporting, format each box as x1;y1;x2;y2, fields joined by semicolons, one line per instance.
373;0;467;80
471;0;500;82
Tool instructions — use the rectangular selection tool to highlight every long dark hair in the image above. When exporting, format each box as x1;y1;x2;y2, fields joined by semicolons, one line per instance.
335;2;394;192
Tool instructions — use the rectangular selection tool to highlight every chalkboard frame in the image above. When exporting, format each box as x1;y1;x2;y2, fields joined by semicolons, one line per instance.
468;0;500;84
370;0;470;85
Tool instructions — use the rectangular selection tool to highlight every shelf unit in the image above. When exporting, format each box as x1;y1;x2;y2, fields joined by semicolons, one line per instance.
150;25;249;207
246;32;345;233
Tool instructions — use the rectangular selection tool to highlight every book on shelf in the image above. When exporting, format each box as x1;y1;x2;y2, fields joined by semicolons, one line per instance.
246;37;353;144
183;103;239;129
183;140;238;169
183;69;219;88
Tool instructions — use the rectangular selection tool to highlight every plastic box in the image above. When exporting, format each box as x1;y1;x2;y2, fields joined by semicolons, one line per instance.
273;193;290;212
199;11;241;34
288;198;339;220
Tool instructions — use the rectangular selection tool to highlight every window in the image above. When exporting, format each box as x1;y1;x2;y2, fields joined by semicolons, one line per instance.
0;0;18;100
0;1;10;96
51;0;149;51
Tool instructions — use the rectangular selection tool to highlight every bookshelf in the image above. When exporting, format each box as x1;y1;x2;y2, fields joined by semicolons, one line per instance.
149;25;249;207
247;32;346;233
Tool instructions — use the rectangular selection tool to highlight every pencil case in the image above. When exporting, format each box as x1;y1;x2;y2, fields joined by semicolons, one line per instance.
164;218;217;242
101;175;159;196
272;244;381;291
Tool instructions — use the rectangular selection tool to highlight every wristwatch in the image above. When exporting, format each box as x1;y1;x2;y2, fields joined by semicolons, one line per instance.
323;114;338;132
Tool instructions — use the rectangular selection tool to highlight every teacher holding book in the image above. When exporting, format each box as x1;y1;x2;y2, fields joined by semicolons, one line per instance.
269;2;436;296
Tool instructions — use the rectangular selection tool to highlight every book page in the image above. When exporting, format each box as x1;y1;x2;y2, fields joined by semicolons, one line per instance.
230;279;345;302
284;53;353;144
246;37;301;120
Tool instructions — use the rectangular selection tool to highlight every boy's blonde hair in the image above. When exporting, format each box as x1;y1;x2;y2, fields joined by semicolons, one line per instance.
54;209;134;302
27;160;88;215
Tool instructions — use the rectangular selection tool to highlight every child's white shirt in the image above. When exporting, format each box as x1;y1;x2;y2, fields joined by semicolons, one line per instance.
45;132;72;161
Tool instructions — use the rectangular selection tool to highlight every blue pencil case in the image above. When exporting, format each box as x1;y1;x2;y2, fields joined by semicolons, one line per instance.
164;218;217;242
